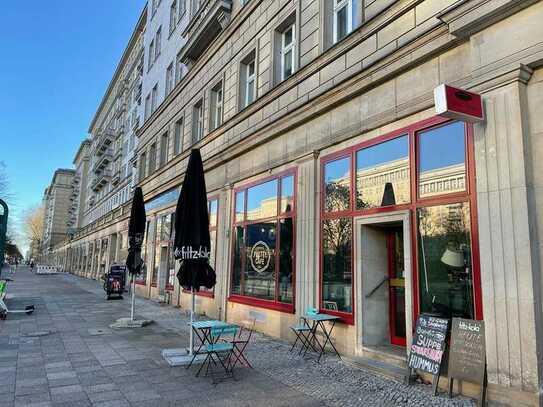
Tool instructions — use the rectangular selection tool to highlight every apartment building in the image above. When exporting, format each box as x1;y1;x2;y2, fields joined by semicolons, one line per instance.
49;0;543;403
40;169;76;263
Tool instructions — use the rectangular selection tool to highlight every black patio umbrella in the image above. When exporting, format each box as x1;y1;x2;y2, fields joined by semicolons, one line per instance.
126;187;146;320
174;149;216;291
174;149;216;355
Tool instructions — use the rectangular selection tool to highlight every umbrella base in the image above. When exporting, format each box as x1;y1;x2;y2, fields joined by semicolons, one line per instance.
162;349;206;366
110;317;153;329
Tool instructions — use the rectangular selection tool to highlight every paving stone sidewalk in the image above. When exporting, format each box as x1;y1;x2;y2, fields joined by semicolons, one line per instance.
0;267;475;407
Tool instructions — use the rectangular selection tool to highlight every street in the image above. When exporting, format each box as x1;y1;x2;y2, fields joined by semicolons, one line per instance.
0;267;474;407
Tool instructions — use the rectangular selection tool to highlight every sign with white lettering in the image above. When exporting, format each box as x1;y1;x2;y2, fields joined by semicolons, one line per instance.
250;241;272;273
408;315;449;376
448;318;486;384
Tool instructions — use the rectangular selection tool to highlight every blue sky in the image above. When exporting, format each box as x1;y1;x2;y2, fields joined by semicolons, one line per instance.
0;1;146;253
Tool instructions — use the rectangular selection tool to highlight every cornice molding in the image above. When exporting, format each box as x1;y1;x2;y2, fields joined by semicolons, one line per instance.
439;0;539;38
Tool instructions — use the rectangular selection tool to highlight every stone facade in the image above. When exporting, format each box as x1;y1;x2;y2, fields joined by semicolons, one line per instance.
48;0;543;404
40;169;76;263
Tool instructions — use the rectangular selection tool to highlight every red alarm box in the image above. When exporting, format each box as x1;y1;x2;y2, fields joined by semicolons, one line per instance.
434;84;484;122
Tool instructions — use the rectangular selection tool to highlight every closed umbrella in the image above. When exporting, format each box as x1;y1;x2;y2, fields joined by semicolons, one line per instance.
174;149;216;355
126;187;146;322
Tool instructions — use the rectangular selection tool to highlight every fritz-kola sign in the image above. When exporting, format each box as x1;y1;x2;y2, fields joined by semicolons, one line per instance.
250;241;272;273
174;246;210;260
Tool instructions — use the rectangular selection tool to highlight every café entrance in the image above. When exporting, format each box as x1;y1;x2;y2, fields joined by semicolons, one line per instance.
355;211;414;356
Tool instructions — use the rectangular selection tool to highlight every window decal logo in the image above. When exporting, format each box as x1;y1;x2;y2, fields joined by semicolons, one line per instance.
250;241;272;273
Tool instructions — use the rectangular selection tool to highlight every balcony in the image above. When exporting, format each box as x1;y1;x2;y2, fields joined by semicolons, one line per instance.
115;101;127;118
91;170;112;191
111;169;121;186
131;116;140;131
93;149;113;173
180;0;232;64
116;124;125;137
95;130;115;155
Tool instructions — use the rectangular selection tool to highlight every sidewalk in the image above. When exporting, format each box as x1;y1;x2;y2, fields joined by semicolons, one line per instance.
0;267;474;407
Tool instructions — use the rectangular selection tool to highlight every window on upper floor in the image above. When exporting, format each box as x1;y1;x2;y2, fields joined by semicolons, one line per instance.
280;24;296;81
178;0;186;20
144;94;151;120
274;16;296;84
148;40;155;70
322;0;360;49
191;0;201;17
155;27;162;61
174;117;184;155
334;0;353;43
139;152;147;181
192;100;204;144
175;52;184;84
210;81;224;131
166;62;174;95
151;84;158;113
148;143;157;174
169;0;177;34
159;132;169;167
239;51;256;110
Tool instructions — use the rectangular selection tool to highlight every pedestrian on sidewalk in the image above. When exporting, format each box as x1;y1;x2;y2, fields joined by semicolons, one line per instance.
30;259;35;272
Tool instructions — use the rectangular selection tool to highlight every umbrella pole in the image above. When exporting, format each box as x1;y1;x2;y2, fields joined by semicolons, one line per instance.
189;287;195;355
131;275;136;321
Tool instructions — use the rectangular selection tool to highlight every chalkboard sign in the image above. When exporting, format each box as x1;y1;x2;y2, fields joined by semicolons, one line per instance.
448;318;486;384
408;315;449;376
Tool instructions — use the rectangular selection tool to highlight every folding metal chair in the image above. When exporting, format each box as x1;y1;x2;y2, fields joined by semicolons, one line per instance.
196;325;238;384
230;319;255;369
290;308;319;355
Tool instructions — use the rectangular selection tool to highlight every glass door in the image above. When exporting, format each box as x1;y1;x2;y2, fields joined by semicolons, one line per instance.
387;228;406;346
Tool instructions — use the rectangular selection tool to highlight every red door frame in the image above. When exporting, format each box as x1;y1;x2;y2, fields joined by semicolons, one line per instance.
318;116;483;326
387;231;406;347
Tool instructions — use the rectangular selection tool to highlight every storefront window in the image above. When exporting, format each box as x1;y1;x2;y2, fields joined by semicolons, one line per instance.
246;179;278;221
235;191;245;223
417;202;474;319
324;157;351;212
322;218;352;313
418;121;466;198
244;222;276;300
320;118;480;323
152;217;162;285
230;173;296;310
231;226;244;295
281;175;294;213
161;214;171;241
356;135;410;209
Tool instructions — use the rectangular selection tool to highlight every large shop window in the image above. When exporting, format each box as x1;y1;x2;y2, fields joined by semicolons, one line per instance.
320;119;481;323
230;172;296;312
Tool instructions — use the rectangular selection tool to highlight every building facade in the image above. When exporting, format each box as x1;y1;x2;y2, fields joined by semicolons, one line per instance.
49;0;543;404
40;169;76;264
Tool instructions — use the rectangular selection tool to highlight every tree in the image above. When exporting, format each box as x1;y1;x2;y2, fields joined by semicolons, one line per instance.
0;161;10;200
22;205;45;247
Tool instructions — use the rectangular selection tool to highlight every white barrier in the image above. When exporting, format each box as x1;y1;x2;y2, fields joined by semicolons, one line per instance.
36;265;59;275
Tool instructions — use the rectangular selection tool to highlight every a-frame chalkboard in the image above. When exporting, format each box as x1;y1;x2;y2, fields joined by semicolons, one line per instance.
448;318;487;405
407;314;449;395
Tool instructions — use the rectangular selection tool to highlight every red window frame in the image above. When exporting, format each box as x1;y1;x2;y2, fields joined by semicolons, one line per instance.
319;116;483;325
228;169;297;313
182;195;220;298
